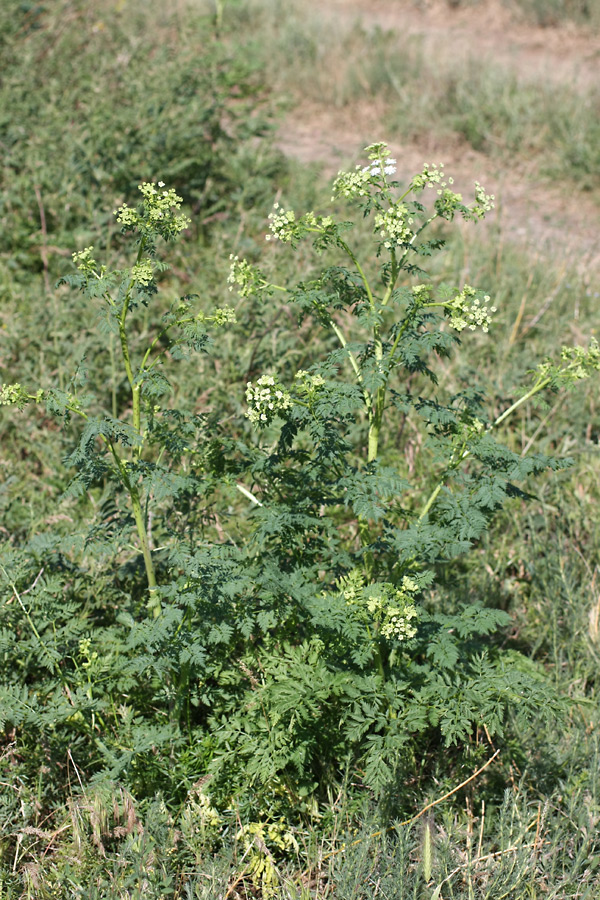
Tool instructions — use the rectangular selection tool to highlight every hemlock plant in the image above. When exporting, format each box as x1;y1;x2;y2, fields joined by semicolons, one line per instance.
1;143;599;811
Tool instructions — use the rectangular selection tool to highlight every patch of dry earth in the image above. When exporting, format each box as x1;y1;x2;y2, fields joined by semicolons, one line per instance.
319;0;600;87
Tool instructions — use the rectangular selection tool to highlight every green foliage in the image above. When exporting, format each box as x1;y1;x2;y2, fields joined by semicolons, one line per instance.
2;138;597;841
0;0;281;286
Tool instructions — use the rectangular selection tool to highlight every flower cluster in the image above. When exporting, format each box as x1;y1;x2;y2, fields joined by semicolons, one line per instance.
211;306;237;327
180;785;221;847
340;572;420;642
363;158;397;178
115;181;190;241
0;383;31;408
227;254;265;298
195;306;237;327
447;285;497;333
560;338;600;379
331;166;372;200
434;187;464;220
245;375;292;426
364;141;395;168
374;203;414;249
130;260;154;286
338;569;364;604
78;638;98;670
265;203;296;242
332;142;398;200
470;181;495;219
72;246;99;276
411;162;446;192
194;791;221;829
462;415;486;439
238;820;299;899
265;206;333;244
295;369;325;396
412;283;433;303
380;601;419;640
366;577;420;641
536;338;600;385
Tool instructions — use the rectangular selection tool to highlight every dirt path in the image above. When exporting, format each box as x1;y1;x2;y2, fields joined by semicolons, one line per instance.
275;0;600;272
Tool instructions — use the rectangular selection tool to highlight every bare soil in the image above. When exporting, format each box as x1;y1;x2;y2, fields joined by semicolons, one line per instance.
275;0;600;272
317;0;600;88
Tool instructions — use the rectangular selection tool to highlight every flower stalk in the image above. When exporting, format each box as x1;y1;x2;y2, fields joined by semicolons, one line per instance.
232;141;599;595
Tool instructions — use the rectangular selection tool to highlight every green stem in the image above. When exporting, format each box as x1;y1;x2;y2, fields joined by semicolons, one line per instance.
109;332;118;420
365;623;386;681
236;483;263;506
118;240;146;402
318;235;380;449
114;239;161;607
60;395;160;606
109;442;161;614
338;239;376;311
119;310;141;449
359;519;375;581
214;0;223;30
373;301;433;461
367;289;391;464
374;641;386;682
142;316;211;374
356;210;438;460
387;316;414;367
418;442;468;523
131;489;160;604
0;565;58;673
368;380;385;463
329;320;372;415
380;250;398;309
268;277;374;412
366;247;404;464
493;377;550;428
140;327;172;373
396;214;438;274
139;313;199;374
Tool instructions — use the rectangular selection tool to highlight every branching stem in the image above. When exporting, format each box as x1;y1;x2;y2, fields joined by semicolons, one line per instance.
113;238;160;608
418;375;552;521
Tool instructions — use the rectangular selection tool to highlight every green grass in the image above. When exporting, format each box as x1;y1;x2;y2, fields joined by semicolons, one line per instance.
3;763;599;897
